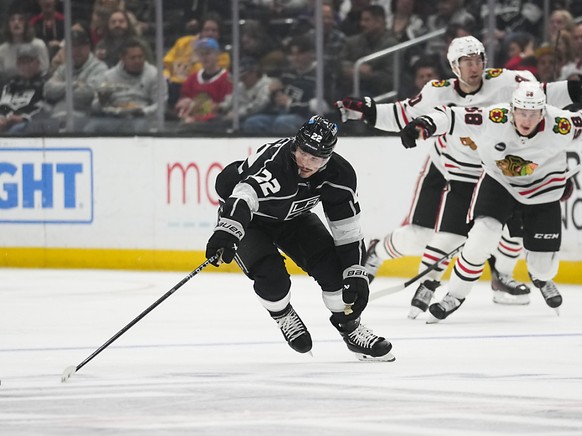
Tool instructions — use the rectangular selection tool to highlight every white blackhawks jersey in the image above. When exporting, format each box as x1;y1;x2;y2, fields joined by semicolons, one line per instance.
374;68;574;183
427;103;579;205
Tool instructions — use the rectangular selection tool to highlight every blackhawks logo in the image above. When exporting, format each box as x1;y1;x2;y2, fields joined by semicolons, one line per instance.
485;68;503;79
431;80;450;87
489;108;508;123
553;117;571;134
496;154;538;177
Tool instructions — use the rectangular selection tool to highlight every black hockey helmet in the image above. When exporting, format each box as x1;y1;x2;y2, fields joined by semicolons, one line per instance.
293;115;338;159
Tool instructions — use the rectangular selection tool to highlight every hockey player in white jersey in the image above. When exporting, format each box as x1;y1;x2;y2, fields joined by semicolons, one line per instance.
336;36;580;317
400;81;576;322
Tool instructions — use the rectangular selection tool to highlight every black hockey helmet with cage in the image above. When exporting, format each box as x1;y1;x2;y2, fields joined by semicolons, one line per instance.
293;115;338;159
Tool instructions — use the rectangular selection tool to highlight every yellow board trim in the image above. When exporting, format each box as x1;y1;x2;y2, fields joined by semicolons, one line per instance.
1;248;581;284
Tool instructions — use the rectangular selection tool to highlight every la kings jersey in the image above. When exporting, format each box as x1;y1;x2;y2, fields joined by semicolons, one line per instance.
374;69;573;183
427;103;577;205
216;138;365;268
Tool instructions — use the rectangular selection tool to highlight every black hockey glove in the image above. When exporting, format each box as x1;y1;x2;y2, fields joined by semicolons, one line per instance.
205;197;252;266
342;265;370;318
400;116;436;149
335;96;377;126
205;222;242;266
560;177;574;202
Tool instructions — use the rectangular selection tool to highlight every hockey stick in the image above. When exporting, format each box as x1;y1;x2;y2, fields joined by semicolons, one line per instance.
61;254;219;382
369;244;464;301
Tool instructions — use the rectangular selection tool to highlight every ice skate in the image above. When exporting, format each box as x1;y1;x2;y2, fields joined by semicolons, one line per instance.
332;317;395;362
273;306;313;354
427;293;465;323
364;239;382;283
530;277;562;315
408;279;440;319
488;257;530;305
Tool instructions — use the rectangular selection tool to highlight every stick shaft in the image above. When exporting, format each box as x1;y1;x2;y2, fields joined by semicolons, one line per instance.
72;255;217;375
370;244;464;301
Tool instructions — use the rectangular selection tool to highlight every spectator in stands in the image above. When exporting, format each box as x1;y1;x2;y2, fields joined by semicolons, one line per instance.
426;0;476;33
387;0;427;86
246;0;308;19
535;44;563;83
478;0;543;65
305;1;346;101
243;35;319;135
425;0;475;59
29;0;64;60
0;44;50;135
163;13;231;107
94;9;152;68
89;4;110;46
503;31;538;77
556;29;576;67
174;37;232;126
44;28;107;132
0;11;49;80
338;0;372;36
240;20;286;78
339;5;398;97
560;22;582;80
397;54;443;100
548;9;574;44
217;57;273;124
48;20;90;74
91;0;143;35
84;38;165;134
387;0;426;43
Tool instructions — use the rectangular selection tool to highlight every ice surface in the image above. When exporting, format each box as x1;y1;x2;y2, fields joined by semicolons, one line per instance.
1;268;582;435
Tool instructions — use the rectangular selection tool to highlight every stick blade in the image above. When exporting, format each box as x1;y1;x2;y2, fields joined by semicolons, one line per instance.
61;365;77;383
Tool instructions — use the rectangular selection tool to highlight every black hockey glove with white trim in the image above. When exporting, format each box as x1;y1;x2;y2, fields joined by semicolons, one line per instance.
206;197;252;266
206;218;243;266
400;116;436;149
342;265;370;318
335;96;377;126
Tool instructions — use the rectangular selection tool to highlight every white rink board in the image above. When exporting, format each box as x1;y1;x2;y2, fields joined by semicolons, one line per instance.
0;136;581;259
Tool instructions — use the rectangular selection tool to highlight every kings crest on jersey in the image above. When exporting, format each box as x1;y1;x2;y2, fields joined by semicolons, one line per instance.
215;138;363;244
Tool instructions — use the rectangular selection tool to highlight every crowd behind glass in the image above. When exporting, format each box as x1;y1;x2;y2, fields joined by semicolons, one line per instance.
0;0;580;137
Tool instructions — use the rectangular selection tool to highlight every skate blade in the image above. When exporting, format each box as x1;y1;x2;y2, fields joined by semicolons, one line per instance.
426;314;441;324
553;307;560;316
492;291;530;305
354;352;396;362
407;306;424;319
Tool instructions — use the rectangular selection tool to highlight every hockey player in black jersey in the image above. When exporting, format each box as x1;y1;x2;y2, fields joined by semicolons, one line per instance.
205;115;394;361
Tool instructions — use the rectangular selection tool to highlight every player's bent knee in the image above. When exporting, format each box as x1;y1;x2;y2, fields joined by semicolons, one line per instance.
322;289;344;312
464;216;503;262
391;224;434;256
429;232;466;253
526;251;559;281
250;254;291;302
